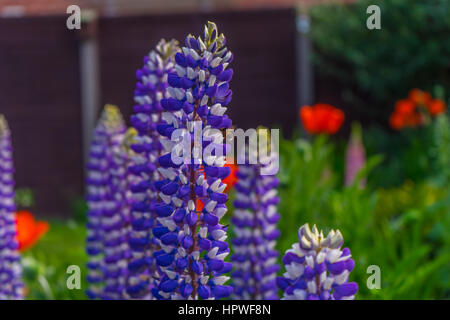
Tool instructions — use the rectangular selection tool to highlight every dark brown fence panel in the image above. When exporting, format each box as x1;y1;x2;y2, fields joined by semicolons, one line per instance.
0;8;297;218
98;8;297;136
0;17;82;217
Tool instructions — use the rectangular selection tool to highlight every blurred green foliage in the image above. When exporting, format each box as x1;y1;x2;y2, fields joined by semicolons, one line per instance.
15;188;35;209
277;119;450;299
364;125;435;187
23;115;450;300
70;197;88;224
309;0;450;122
22;220;88;300
363;109;450;188
432;113;450;185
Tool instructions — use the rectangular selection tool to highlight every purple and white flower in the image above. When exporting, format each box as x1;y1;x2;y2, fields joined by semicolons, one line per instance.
85;105;130;300
277;223;358;300
126;39;179;299
0;115;23;300
231;147;280;300
152;21;234;300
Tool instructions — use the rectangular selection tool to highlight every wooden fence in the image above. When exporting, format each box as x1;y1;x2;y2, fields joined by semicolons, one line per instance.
0;16;83;216
0;8;298;217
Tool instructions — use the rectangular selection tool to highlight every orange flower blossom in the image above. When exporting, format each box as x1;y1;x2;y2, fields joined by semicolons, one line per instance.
15;211;49;252
408;88;432;106
299;103;345;135
390;89;446;130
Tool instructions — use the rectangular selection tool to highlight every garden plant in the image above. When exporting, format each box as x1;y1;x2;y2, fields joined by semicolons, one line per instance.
0;12;449;301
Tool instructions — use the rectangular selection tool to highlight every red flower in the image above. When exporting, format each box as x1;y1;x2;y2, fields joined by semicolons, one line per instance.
196;198;205;212
394;99;415;115
390;89;446;130
389;112;404;131
16;211;49;252
299;103;345;135
408;89;432;106
427;99;446;116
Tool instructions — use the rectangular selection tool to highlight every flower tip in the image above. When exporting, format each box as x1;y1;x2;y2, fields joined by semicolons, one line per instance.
0;114;9;134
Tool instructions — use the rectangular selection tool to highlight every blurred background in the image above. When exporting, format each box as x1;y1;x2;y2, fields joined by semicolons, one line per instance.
0;0;449;299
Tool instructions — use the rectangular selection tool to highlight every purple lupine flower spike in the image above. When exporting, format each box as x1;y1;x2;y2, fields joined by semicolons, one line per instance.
153;21;234;300
345;123;366;188
277;223;358;300
231;142;280;300
0;115;23;300
85;105;130;300
126;39;179;299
